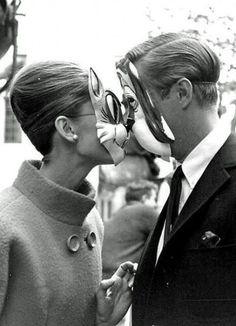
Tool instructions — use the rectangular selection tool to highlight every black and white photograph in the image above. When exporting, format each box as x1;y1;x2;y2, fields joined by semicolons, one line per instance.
0;0;236;325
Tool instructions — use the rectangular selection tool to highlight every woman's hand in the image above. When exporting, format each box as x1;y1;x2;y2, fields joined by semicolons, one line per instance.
96;261;137;326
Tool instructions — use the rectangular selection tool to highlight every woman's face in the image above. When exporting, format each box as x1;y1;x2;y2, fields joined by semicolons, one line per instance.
71;101;114;165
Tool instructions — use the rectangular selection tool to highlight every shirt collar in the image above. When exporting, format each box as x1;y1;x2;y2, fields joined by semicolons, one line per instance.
182;111;233;189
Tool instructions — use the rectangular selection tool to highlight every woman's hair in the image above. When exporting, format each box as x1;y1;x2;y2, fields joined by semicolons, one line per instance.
9;61;90;155
123;32;220;107
125;179;158;203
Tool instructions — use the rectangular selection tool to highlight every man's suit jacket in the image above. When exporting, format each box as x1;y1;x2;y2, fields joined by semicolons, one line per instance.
132;133;236;326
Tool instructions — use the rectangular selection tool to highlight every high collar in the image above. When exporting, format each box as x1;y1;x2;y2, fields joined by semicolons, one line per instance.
13;160;96;225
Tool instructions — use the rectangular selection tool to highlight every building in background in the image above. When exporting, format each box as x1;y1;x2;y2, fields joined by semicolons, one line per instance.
0;0;40;190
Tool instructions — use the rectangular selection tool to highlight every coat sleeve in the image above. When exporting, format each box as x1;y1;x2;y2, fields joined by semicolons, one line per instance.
0;221;10;315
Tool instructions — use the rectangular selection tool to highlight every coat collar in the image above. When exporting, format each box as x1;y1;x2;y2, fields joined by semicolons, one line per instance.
13;160;96;225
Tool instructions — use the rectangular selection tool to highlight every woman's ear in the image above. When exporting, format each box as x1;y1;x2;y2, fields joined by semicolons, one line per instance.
175;78;193;109
55;116;78;143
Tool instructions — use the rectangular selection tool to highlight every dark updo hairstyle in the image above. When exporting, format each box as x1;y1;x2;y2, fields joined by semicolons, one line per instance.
9;61;90;155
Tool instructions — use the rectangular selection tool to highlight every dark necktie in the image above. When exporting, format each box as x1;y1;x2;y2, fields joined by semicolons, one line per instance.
164;165;184;242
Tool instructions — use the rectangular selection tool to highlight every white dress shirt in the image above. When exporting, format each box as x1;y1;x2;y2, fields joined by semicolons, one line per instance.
156;110;234;262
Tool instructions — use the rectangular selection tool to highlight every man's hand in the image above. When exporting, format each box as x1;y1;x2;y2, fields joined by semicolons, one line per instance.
96;261;137;326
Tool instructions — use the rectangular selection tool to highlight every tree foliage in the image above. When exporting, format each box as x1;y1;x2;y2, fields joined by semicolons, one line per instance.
146;3;236;107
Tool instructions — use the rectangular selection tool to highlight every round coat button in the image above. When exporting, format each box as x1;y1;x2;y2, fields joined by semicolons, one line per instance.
67;234;80;252
86;231;96;249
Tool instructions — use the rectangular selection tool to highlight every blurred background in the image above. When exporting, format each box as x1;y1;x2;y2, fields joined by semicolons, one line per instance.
0;0;236;220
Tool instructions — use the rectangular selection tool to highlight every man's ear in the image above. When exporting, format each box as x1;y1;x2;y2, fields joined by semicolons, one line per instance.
174;78;193;109
55;116;77;143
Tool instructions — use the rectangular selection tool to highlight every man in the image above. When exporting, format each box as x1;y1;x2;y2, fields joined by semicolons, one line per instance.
116;33;236;326
102;179;159;279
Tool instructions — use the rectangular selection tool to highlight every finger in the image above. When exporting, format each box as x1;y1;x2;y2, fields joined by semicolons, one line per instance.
128;275;135;289
133;263;138;273
103;276;121;299
121;262;138;285
96;279;115;301
100;278;115;291
122;269;135;287
121;261;137;274
114;261;136;278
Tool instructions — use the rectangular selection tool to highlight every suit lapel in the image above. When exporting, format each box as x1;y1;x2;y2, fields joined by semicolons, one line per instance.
165;138;235;246
138;202;167;268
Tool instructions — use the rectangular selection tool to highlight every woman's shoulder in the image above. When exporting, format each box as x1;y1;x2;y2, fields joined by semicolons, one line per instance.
0;185;33;226
0;186;25;241
0;186;22;214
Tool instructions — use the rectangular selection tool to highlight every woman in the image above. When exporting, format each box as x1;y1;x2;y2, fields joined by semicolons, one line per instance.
0;61;135;326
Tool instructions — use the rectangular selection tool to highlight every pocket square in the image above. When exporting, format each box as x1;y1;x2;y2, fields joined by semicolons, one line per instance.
200;231;221;248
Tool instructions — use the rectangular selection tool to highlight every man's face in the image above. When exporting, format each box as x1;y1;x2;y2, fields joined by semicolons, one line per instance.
147;85;178;136
147;77;202;162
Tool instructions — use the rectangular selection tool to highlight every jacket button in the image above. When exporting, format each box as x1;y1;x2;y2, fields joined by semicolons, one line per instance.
67;234;80;252
86;231;97;249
